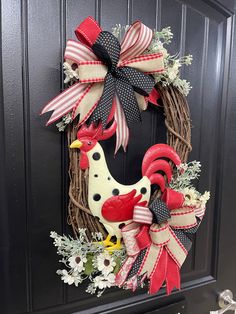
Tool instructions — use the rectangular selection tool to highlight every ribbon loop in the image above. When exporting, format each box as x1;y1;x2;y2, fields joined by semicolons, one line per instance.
120;21;153;61
149;199;171;224
135;225;151;249
75;16;102;47
169;207;197;229
150;223;170;246
64;39;98;63
92;31;121;70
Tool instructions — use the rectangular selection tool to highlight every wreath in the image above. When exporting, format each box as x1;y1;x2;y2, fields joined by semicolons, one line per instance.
42;17;210;297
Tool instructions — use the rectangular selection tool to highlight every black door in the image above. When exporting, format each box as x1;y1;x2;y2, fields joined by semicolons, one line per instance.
1;1;236;313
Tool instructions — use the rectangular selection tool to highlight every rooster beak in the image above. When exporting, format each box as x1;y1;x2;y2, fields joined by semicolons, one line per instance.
70;139;83;149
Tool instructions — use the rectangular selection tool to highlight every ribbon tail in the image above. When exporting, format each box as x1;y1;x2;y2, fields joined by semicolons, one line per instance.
40;82;89;125
148;87;161;106
135;93;148;111
73;82;104;124
126;276;138;292
116;256;138;287
149;247;167;295
165;254;180;295
89;73;115;128
121;67;155;96
114;95;129;154
116;78;141;126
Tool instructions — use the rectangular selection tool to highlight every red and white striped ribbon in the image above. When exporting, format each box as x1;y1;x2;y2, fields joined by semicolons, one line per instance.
194;206;206;220
133;205;153;225
120;21;153;61
41;82;89;125
64;39;97;63
114;94;129;153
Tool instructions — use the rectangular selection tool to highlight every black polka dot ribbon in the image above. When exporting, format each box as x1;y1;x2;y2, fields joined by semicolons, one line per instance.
149;199;200;252
89;31;155;127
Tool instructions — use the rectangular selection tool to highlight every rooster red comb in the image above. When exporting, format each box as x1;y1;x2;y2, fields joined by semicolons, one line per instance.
77;120;117;141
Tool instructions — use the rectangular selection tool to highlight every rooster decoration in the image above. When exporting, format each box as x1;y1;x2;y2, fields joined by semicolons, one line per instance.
70;120;181;250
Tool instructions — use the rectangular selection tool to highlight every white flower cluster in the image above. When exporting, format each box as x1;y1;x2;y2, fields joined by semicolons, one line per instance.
50;230;125;297
181;187;210;208
56;113;72;131
111;24;130;42
170;161;210;209
63;62;79;84
145;29;193;96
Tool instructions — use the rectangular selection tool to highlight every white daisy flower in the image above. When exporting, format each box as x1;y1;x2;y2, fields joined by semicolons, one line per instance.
94;273;115;290
182;188;199;206
68;254;87;273
96;251;116;275
63;62;79;83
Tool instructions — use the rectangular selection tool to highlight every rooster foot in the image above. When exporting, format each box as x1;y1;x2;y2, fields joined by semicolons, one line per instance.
106;238;122;251
94;234;114;247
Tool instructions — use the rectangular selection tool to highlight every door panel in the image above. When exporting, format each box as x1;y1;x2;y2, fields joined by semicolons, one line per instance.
0;1;235;313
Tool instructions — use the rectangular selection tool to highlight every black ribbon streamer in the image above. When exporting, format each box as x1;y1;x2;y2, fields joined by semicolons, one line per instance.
89;31;155;127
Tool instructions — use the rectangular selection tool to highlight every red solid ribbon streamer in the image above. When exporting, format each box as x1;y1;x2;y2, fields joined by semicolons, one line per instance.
165;253;180;295
75;16;102;47
149;248;180;295
136;226;180;295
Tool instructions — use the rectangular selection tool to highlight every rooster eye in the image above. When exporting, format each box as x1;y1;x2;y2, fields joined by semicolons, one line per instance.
87;141;92;145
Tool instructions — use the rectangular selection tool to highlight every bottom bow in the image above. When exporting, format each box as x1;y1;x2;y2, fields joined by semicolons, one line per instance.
116;189;199;295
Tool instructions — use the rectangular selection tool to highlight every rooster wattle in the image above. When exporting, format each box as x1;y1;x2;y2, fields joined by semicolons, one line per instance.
70;121;181;250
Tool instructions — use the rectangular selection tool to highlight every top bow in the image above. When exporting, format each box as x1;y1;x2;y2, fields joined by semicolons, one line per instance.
41;16;164;152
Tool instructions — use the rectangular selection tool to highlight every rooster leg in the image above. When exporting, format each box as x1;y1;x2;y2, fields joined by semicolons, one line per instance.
94;234;114;247
106;238;122;251
102;234;114;247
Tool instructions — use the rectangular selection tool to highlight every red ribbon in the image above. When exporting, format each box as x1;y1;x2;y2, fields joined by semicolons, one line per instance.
75;16;102;47
135;225;180;295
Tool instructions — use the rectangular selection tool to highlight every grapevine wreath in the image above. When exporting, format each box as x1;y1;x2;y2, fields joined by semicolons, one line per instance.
41;17;210;297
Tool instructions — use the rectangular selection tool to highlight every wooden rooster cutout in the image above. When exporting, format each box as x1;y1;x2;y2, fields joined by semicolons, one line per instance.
70;121;181;250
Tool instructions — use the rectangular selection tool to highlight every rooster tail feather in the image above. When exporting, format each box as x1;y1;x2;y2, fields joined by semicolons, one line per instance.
142;144;181;178
142;144;181;191
144;159;173;183
149;173;166;192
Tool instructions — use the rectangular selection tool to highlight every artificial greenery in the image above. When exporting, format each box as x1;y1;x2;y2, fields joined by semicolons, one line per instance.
50;230;126;297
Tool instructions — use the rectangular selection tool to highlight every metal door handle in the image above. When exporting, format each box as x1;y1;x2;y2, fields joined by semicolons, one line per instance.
210;290;236;313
